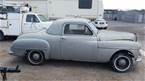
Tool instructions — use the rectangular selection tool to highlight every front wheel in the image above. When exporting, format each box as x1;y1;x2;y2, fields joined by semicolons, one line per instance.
27;50;45;65
111;53;133;72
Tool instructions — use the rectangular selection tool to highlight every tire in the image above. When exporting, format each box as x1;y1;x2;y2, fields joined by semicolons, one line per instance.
27;50;45;65
104;27;107;30
0;31;4;41
111;53;133;72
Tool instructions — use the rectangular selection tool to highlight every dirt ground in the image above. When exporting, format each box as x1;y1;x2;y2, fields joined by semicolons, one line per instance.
0;21;145;81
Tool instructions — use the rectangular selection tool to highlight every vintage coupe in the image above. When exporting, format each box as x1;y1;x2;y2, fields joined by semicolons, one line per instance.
9;18;142;72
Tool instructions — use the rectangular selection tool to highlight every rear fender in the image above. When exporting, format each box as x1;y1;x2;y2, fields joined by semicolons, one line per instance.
11;39;50;59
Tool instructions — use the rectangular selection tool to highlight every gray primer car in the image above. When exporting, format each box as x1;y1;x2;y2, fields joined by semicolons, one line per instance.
9;18;142;72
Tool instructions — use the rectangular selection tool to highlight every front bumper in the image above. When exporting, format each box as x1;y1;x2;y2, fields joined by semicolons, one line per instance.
133;49;143;65
136;55;142;62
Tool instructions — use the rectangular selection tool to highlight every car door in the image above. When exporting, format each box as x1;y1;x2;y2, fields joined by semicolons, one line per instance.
61;23;98;62
22;14;40;33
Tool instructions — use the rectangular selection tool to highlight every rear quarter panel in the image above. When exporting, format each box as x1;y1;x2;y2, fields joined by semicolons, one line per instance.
11;39;50;59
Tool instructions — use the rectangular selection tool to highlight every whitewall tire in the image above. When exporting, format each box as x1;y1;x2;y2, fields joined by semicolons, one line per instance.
27;50;45;65
111;54;133;72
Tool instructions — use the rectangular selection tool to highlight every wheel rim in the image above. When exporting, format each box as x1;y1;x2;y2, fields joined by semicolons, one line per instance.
28;51;43;65
32;53;41;60
114;55;131;72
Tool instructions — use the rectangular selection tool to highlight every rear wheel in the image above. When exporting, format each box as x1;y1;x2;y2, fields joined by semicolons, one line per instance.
0;31;4;41
111;53;133;72
27;50;45;65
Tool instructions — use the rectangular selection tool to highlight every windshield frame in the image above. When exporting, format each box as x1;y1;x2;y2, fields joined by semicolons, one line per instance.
89;22;98;30
87;22;98;35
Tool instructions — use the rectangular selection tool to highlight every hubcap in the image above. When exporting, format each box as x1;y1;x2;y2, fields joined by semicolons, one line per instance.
114;56;131;72
28;51;43;65
118;59;127;66
32;53;40;60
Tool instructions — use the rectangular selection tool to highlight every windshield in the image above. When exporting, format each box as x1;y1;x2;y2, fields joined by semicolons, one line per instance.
38;14;48;22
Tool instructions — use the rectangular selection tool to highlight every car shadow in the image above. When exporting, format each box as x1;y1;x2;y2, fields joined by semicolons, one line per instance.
8;56;139;74
8;57;113;72
49;60;109;68
4;36;17;41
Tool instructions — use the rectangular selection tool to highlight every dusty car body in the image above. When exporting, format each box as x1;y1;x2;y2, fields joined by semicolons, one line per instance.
9;18;142;72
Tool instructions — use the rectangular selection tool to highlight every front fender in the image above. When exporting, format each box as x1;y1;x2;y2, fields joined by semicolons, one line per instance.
96;41;141;62
10;39;50;59
98;41;141;50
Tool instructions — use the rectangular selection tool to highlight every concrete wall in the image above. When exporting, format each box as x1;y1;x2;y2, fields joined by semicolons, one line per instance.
142;13;145;23
118;11;145;23
104;10;118;21
104;10;145;23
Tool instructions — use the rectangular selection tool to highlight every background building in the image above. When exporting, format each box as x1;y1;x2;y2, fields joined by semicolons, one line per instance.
3;0;104;20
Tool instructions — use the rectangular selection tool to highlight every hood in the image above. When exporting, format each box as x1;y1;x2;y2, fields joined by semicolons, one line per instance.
97;30;136;41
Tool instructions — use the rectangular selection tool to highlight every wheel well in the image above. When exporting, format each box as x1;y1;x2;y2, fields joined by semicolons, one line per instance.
110;50;134;62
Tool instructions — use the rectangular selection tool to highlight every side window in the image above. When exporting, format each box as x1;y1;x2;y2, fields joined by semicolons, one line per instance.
26;15;39;23
79;0;92;9
0;7;7;20
6;6;15;13
64;24;93;35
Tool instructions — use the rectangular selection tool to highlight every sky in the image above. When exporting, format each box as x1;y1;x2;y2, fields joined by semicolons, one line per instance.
103;0;145;10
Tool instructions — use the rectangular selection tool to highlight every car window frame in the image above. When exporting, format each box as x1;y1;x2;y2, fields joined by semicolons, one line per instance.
26;14;40;23
62;22;94;36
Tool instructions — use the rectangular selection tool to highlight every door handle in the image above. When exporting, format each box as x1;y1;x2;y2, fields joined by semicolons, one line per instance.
24;23;27;25
61;37;66;40
9;24;12;26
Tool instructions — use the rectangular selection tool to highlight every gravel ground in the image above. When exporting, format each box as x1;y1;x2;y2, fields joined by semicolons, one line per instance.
0;21;145;81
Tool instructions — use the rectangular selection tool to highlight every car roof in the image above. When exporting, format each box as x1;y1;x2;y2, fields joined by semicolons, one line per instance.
47;18;91;35
55;18;91;23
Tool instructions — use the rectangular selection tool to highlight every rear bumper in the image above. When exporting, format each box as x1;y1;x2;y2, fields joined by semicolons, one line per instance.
8;49;15;55
8;49;19;56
